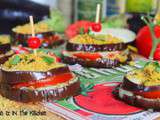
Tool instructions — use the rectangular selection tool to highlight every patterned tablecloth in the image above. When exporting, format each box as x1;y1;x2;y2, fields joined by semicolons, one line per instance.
42;59;160;120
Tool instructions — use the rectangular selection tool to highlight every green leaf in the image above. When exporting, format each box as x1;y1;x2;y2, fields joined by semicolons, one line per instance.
80;83;94;96
86;83;94;90
144;61;160;72
88;28;94;36
156;67;160;72
80;83;85;89
153;61;160;66
86;89;94;92
42;56;55;64
79;27;84;34
81;91;88;96
10;55;21;65
143;61;151;68
153;61;160;72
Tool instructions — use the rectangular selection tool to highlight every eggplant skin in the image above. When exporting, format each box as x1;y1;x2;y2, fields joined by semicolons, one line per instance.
0;52;14;64
122;77;160;92
11;31;55;46
63;54;131;68
0;80;81;103
122;77;144;92
0;43;11;54
66;42;127;52
1;66;70;85
0;44;13;64
113;85;160;110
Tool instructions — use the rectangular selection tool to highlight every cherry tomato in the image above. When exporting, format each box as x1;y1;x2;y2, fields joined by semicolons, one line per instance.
73;52;101;61
91;23;102;32
27;37;41;49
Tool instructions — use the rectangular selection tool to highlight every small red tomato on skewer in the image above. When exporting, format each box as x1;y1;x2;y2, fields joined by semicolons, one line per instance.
91;22;102;32
27;37;41;49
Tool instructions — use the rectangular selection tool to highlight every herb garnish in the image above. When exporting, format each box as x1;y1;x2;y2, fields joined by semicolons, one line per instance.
79;27;85;35
10;55;21;65
42;56;55;64
143;61;160;72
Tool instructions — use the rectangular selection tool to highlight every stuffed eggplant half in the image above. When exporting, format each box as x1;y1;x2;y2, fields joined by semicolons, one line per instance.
114;62;160;110
11;22;64;48
0;52;80;103
0;35;14;64
63;34;131;68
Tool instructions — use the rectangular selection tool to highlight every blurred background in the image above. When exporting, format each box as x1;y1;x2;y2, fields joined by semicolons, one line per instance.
0;0;160;59
0;0;159;34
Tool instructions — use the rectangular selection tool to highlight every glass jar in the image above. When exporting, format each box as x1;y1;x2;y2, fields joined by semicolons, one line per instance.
77;0;103;21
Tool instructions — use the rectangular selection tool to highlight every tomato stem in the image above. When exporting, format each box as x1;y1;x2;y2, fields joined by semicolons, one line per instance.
149;40;158;59
141;15;160;60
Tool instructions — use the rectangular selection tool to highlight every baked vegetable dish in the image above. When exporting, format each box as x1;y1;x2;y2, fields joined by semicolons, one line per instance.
0;35;14;64
0;52;80;102
62;34;131;68
114;61;160;110
11;22;64;48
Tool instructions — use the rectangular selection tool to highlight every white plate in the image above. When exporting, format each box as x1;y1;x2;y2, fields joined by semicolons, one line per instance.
93;28;136;43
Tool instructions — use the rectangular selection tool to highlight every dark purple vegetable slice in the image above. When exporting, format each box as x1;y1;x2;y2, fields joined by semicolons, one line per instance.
113;85;160;110
66;42;127;52
11;30;55;47
122;77;160;92
0;77;80;103
1;66;70;85
62;54;131;68
0;43;11;54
